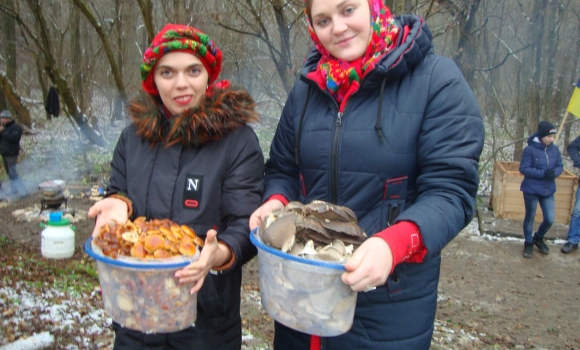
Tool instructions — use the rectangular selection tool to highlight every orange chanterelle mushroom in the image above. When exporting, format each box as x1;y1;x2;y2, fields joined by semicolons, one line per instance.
93;217;203;259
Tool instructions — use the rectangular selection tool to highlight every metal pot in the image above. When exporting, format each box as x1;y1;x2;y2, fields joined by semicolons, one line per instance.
38;180;66;197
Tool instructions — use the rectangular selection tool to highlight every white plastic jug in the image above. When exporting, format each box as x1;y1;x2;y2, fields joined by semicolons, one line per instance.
41;212;76;259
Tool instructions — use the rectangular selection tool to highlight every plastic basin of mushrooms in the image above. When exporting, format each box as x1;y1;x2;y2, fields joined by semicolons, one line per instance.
254;200;367;336
87;217;203;333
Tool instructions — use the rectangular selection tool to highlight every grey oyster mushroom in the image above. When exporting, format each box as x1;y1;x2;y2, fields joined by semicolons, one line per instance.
303;200;358;223
259;212;300;253
285;201;306;212
259;200;367;262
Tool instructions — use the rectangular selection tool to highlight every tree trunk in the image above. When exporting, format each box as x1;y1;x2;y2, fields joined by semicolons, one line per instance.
175;0;185;24
531;0;548;128
216;0;301;96
136;0;155;43
514;67;525;161
35;51;50;119
111;0;125;124
385;0;406;16
0;73;31;128
1;0;17;111
386;0;410;16
71;7;86;112
436;0;482;88
271;0;295;94
72;0;128;102
543;1;560;117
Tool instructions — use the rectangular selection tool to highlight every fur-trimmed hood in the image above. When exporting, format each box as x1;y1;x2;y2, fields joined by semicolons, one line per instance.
127;86;259;148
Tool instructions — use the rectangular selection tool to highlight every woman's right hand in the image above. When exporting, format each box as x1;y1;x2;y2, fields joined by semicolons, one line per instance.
87;197;129;237
249;200;284;230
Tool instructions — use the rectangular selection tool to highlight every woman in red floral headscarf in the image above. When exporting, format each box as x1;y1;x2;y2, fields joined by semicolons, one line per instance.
89;24;264;349
250;0;484;348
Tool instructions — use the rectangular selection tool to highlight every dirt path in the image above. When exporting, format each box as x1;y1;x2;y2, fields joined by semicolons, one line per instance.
437;231;580;349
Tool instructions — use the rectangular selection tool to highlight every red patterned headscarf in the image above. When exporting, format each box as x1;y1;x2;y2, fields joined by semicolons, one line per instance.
141;24;223;96
305;0;399;110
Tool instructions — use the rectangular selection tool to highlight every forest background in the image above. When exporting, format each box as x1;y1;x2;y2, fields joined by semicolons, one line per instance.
1;0;580;192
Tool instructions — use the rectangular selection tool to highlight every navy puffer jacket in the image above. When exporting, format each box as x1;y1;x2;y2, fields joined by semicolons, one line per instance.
265;15;484;349
519;133;563;196
567;135;580;168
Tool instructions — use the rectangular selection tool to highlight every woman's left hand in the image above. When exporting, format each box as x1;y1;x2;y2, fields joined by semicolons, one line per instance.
174;229;232;294
341;237;393;292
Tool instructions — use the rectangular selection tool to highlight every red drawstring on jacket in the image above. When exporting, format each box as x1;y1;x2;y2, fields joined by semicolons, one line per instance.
310;335;321;350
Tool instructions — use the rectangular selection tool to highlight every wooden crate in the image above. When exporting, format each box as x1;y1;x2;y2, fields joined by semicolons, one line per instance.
490;161;578;224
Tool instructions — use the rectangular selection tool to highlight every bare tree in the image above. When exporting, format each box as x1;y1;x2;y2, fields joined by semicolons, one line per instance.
136;0;155;43
212;0;307;97
435;0;483;87
0;0;17;111
0;0;106;145
72;0;128;102
0;71;31;127
71;6;86;112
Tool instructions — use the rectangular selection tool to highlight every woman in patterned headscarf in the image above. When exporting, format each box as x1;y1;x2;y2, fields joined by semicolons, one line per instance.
250;0;484;348
89;24;263;349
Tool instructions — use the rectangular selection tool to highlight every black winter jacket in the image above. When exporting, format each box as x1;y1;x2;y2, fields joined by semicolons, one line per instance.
265;15;484;349
108;87;264;348
0;119;22;156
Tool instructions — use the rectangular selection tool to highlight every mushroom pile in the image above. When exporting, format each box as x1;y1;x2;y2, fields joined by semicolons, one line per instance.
258;200;367;262
93;217;204;259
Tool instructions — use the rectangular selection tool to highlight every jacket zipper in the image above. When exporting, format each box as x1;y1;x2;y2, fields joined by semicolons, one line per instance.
330;112;343;204
298;77;361;204
544;145;550;196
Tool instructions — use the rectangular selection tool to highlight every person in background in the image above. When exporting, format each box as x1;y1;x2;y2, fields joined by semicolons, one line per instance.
561;135;580;254
249;0;484;348
519;121;562;258
87;24;264;349
0;109;26;199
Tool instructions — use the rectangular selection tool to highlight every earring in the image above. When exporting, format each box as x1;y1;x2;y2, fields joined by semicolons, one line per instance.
206;86;209;90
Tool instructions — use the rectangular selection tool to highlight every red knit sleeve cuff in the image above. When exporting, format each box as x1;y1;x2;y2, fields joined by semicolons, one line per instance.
375;221;427;273
266;194;289;206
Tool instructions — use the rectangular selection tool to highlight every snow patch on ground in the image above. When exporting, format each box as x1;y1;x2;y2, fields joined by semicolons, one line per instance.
0;283;113;349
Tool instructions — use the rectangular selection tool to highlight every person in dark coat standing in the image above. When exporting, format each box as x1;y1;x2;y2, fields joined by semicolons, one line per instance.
88;24;264;350
0;109;26;198
519;121;563;258
249;0;484;348
561;135;580;253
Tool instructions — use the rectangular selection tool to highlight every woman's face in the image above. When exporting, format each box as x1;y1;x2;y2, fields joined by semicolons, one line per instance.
310;0;371;62
541;134;555;145
154;52;209;115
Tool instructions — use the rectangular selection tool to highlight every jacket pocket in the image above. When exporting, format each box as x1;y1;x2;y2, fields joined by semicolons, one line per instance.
386;264;408;297
381;176;408;228
197;273;239;328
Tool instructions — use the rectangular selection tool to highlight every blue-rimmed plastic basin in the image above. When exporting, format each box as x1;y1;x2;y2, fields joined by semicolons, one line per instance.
85;238;199;333
250;229;356;336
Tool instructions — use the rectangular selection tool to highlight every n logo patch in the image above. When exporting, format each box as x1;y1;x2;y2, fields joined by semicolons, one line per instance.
183;175;203;209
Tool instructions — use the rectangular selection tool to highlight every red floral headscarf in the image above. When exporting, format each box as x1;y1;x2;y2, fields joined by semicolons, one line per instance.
305;0;399;111
141;24;224;96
